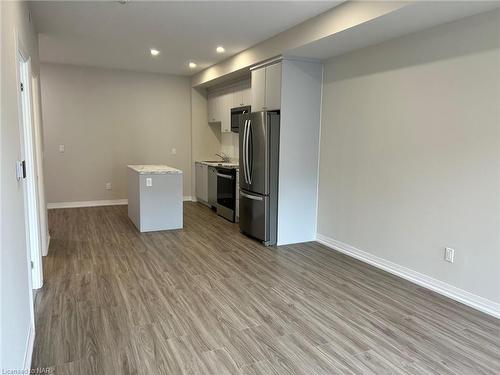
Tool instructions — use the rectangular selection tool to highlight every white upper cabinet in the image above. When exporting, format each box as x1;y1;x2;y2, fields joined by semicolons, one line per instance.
251;62;282;111
264;63;282;111
207;79;251;132
232;80;251;108
220;87;233;133
251;68;266;111
207;92;220;123
241;85;251;107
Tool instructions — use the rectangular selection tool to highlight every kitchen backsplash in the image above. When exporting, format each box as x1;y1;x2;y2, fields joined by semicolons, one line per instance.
221;132;239;161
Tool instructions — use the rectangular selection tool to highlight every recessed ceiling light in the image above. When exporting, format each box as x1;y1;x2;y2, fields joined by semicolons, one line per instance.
150;49;160;56
189;61;197;69
216;46;225;54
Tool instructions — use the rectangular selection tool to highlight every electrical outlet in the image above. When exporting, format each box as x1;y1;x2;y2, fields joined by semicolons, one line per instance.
445;247;455;263
59;144;65;153
105;182;112;190
146;177;152;187
171;148;177;155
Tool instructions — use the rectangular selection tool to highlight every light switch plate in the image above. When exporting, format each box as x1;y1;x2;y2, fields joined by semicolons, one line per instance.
445;247;455;263
146;177;152;187
59;144;65;153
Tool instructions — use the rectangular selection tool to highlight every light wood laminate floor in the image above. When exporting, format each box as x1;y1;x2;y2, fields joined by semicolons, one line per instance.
32;203;500;374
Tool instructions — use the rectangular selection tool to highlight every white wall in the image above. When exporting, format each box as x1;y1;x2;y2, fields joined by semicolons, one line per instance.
318;10;500;308
1;1;40;370
40;63;193;203
190;87;221;195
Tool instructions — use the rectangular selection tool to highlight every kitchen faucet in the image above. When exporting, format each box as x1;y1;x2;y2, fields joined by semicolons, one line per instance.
215;152;230;163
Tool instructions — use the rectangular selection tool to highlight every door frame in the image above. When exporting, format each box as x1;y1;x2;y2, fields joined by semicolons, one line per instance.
31;75;49;257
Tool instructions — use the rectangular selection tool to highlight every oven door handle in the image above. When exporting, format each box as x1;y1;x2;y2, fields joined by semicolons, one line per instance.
216;173;234;180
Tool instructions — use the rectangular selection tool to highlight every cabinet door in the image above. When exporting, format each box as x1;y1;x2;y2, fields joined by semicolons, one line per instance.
241;84;251;107
207;93;214;122
265;63;281;110
200;164;208;202
232;82;243;108
220;88;232;133
195;163;203;200
195;163;209;202
207;92;219;123
251;68;266;111
214;93;223;123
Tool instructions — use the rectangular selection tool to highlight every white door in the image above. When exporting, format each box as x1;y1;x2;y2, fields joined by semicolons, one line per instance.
17;51;43;291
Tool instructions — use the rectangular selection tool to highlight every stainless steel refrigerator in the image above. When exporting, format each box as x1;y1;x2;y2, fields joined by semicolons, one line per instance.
239;111;280;246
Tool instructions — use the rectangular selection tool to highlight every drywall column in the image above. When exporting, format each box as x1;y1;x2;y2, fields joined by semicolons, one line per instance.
277;59;323;245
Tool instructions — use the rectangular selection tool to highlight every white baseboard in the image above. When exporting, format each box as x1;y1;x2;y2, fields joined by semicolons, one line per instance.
23;324;35;370
316;234;500;319
183;196;192;201
48;196;193;209
48;199;128;209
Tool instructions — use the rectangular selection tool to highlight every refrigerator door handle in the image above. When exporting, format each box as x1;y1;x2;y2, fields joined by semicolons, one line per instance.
244;119;250;184
247;119;252;184
240;191;263;201
242;120;249;184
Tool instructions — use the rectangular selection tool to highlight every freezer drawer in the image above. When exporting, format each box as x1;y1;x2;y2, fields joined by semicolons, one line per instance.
239;190;269;243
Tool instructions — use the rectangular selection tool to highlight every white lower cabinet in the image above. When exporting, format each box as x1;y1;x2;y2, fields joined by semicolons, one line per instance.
195;162;208;203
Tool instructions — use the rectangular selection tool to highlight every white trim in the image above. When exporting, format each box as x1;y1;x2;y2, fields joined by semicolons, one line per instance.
48;199;128;209
316;234;500;319
23;324;35;370
183;196;193;202
250;56;283;71
48;196;193;209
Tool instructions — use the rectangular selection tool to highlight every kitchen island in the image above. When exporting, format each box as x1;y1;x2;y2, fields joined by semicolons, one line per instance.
127;165;183;232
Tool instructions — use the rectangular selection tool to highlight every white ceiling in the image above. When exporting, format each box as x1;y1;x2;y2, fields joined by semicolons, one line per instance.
30;1;342;76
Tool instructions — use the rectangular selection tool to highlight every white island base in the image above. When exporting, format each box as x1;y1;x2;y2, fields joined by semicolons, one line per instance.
127;165;183;232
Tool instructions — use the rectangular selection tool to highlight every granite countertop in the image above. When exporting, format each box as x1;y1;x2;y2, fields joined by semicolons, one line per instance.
196;160;239;169
128;165;183;174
